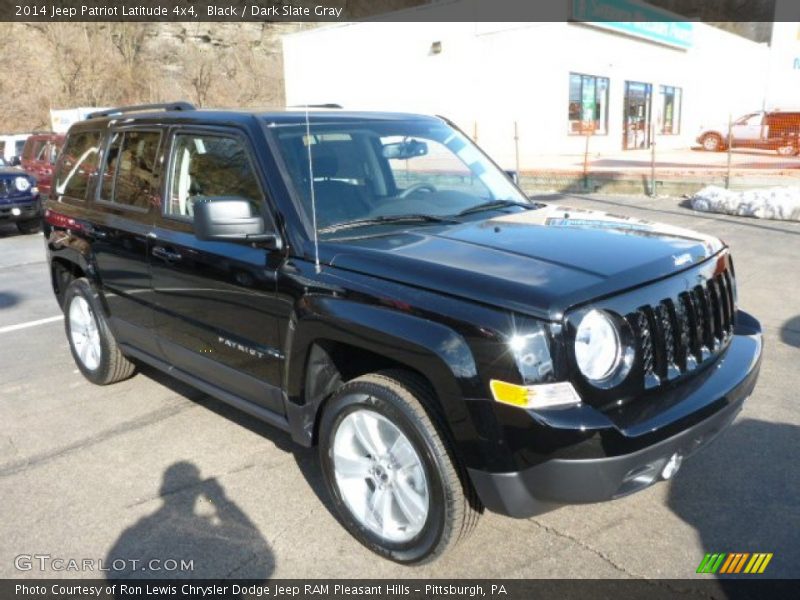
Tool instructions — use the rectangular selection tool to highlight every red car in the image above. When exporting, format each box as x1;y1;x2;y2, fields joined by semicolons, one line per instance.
21;133;65;198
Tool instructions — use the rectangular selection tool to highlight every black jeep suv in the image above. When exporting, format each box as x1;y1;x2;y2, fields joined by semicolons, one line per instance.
45;103;762;564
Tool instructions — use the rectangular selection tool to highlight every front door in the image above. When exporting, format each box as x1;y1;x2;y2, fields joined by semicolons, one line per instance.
623;81;652;150
149;127;286;415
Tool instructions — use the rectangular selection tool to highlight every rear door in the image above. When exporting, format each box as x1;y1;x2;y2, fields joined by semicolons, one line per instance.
86;127;163;357
149;126;286;414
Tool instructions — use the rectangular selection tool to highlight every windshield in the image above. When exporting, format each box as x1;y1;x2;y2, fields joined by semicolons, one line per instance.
268;119;530;237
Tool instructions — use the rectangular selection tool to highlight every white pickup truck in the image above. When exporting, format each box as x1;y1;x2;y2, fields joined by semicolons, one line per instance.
697;110;800;155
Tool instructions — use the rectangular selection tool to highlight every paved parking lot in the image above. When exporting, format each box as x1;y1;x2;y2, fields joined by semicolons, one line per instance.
1;194;798;579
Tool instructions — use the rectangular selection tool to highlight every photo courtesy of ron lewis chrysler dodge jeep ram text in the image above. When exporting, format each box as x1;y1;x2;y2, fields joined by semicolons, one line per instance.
44;103;762;564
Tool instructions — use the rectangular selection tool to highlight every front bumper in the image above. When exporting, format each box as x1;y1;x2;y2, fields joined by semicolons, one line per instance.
468;312;762;518
0;195;41;222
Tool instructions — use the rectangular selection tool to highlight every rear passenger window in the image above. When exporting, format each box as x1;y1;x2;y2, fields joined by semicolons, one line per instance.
54;131;103;201
166;134;262;219
99;130;162;210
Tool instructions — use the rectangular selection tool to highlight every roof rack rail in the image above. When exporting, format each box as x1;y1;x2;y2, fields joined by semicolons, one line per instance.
288;103;343;109
87;102;196;120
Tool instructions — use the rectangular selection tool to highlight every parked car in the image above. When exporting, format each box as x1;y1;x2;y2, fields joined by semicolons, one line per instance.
21;132;65;198
697;109;800;155
0;165;40;233
45;103;762;564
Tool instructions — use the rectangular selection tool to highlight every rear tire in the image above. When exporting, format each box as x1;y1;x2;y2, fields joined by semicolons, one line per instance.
16;218;42;234
318;370;481;564
701;133;724;152
64;278;136;385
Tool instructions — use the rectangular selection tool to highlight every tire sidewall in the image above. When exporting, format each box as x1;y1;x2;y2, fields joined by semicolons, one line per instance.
63;279;114;385
703;134;721;151
318;382;448;564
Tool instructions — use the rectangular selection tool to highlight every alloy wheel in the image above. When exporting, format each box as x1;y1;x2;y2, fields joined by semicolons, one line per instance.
332;408;430;543
68;296;102;371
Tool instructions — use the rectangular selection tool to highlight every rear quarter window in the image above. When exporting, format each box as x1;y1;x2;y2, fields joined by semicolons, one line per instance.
54;130;104;201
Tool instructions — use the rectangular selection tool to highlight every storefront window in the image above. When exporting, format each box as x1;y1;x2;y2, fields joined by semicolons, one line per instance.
659;85;682;134
568;73;609;135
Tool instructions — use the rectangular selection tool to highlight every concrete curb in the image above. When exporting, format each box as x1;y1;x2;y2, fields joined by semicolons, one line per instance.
519;170;799;196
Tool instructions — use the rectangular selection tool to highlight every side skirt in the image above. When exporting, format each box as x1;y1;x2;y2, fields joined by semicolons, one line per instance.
120;343;292;435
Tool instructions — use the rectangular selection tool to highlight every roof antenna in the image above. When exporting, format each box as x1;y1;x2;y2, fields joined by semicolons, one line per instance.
304;105;321;273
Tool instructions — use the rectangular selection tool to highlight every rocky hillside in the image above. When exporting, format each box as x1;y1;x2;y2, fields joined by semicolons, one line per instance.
0;22;316;132
0;0;429;132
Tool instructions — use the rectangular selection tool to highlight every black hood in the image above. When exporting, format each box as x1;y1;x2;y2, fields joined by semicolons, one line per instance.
325;204;725;319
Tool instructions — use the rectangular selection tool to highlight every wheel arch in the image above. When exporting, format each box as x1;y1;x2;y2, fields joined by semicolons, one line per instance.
50;256;87;308
48;238;105;311
283;296;481;448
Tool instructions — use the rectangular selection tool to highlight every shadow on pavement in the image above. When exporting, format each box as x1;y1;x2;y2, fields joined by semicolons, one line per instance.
0;291;20;309
779;315;800;349
114;363;335;570
667;418;800;579
135;363;328;504
105;460;275;583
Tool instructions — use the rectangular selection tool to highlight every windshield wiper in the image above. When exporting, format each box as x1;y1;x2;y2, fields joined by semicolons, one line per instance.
456;199;536;217
318;214;458;234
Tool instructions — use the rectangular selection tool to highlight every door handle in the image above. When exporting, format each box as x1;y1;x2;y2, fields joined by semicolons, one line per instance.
151;246;182;262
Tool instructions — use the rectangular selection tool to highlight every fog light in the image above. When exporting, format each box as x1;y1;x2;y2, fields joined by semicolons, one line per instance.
661;452;683;480
11;207;21;216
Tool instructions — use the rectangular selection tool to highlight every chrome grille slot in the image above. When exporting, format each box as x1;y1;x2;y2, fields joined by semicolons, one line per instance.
634;310;658;389
708;278;724;344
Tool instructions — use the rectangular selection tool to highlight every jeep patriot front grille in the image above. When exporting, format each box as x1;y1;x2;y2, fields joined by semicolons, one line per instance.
631;268;736;389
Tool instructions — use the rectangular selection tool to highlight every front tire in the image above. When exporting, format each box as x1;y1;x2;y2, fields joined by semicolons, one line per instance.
318;371;481;564
16;217;42;234
64;278;136;385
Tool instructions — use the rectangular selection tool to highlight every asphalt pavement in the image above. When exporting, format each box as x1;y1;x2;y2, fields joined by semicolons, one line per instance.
0;195;798;580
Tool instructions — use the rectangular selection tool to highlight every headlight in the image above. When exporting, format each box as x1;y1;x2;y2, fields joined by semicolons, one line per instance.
14;177;31;192
574;309;632;386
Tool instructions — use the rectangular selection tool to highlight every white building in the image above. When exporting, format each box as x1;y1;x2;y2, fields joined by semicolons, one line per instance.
282;5;773;169
764;21;800;110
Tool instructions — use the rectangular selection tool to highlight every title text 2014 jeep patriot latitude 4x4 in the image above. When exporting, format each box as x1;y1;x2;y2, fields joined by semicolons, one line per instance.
45;103;762;564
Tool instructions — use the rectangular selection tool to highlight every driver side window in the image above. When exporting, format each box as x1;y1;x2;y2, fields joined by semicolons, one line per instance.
166;133;262;220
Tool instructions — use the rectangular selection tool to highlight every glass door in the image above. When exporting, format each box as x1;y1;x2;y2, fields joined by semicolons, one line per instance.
623;81;652;150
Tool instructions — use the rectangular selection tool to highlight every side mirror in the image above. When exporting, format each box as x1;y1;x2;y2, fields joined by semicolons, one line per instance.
9;156;21;167
505;170;519;184
193;197;282;250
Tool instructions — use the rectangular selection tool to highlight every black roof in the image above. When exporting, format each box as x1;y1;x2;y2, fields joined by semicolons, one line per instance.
74;105;441;131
